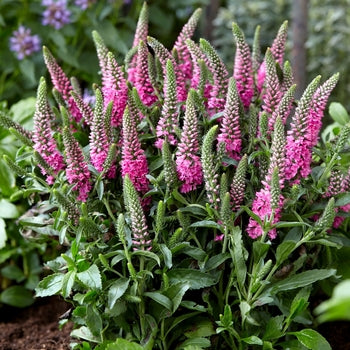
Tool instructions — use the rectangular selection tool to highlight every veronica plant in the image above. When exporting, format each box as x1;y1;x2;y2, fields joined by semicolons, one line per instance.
3;4;350;349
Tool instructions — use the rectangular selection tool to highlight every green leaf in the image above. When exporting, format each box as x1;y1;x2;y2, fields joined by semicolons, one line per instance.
241;336;263;345
269;269;337;294
62;270;76;298
329;102;349;125
335;192;350;207
0;159;16;196
315;280;350;322
167;269;218;290
0;218;6;249
0;286;34;307
1;265;25;282
163;282;190;312
71;326;101;343
77;264;102;290
275;241;296;265
289;329;331;350
108;278;130;309
204;253;230;271
262;315;284;340
86;305;103;336
179;337;211;348
190;220;223;231
19;60;36;86
144;291;173;311
35;273;64;297
184;319;215;338
0;199;20;219
105;339;143;350
159;244;173;268
131;250;160;266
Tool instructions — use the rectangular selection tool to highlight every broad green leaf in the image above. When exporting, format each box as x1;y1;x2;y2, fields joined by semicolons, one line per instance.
230;227;247;292
77;264;102;290
184;319;215;338
179;337;211;348
329;102;349;125
270;269;336;294
241;335;263;345
0;285;34;307
35;273;64;297
105;338;143;350
0;199;19;219
182;246;207;262
335;193;350;207
71;326;101;343
262;315;284;340
131;250;160;266
86;305;103;336
190;220;223;231
0;218;6;249
144;291;173;311
159;244;172;268
0;159;16;196
165;311;202;338
204;253;230;271
253;241;270;261
163;282;190;312
62;270;76;298
1;265;25;282
275;241;296;265
167;269;218;290
108;278;130;309
289;329;331;350
315;280;350;322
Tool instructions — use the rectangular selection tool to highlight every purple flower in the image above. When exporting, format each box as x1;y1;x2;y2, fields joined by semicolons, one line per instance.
74;0;96;10
42;0;71;30
9;26;41;60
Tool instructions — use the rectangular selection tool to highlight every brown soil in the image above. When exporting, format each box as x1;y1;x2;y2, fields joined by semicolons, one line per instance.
0;296;73;350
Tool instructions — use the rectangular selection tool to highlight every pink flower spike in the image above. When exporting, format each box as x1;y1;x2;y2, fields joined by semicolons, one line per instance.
33;77;65;183
121;107;150;196
232;23;254;109
62;125;91;202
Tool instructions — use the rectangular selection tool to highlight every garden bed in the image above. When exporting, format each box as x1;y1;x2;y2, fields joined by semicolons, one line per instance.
0;296;73;350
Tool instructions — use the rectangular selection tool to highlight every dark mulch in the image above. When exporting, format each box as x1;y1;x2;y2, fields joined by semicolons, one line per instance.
0;296;73;350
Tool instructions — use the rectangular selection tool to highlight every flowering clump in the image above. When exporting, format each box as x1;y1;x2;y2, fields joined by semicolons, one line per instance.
41;0;71;30
7;7;350;349
9;26;41;60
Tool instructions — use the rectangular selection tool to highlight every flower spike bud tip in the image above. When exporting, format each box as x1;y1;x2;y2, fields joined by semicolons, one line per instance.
256;21;288;92
252;25;261;72
89;88;115;178
232;23;254;109
92;30;109;76
33;77;65;184
308;73;339;147
173;8;202;81
42;46;82;122
271;84;296;126
128;2;149;84
285;76;321;180
147;36;187;102
282;61;294;92
102;52;128;127
201;125;220;210
162;141;178;191
121;107;150;196
123;175;151;250
217;77;242;160
314;197;335;233
62;114;91;202
230;154;247;211
135;41;157;107
53;189;80;225
261;49;283;131
200;38;229;114
155;59;179;149
70;90;94;126
176;89;203;193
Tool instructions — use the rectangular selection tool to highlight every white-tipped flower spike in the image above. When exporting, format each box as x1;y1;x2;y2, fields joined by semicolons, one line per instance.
200;38;229;114
155;59;179;149
201;125;220;210
217;77;242;160
230;154;247;211
271;84;296;126
123;175;151;250
173;8;202;82
33;77;65;184
232;23;254;109
285;76;321;180
176;89;203;193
